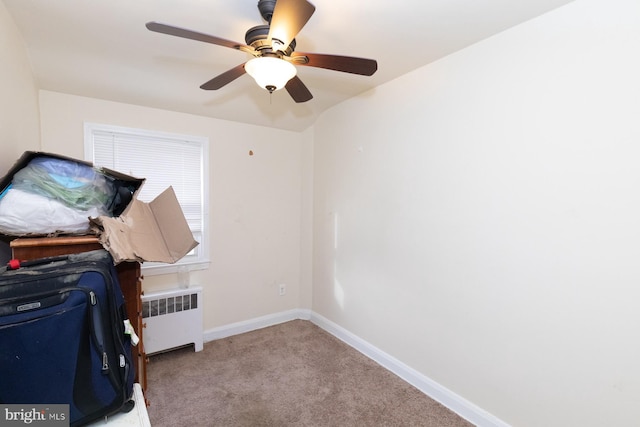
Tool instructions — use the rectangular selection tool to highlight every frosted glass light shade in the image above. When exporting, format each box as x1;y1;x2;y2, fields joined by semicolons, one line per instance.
245;57;297;92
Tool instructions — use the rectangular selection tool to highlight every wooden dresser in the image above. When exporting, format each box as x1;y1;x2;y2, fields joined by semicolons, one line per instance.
9;236;147;393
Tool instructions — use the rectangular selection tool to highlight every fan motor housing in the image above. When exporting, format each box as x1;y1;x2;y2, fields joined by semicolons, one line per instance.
245;24;296;55
257;0;277;22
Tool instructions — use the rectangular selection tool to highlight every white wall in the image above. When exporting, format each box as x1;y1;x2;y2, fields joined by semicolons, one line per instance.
312;0;640;425
37;90;311;331
0;1;40;171
0;1;40;261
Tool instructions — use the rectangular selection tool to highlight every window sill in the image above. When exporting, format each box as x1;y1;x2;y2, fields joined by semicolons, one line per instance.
141;260;210;276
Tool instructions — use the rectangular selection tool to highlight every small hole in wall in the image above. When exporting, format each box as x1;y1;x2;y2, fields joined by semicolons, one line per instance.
249;150;254;156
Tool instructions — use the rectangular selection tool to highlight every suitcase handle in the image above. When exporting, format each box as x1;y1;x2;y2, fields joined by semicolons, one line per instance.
6;255;70;271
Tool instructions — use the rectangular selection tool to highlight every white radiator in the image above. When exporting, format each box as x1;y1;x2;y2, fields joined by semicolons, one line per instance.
141;286;203;355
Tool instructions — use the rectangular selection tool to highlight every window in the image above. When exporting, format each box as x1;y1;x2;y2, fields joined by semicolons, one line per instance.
84;123;209;275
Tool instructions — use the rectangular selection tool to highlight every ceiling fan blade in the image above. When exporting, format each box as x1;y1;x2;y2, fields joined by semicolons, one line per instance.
267;0;316;50
200;64;247;90
292;52;378;76
146;22;253;53
285;76;313;103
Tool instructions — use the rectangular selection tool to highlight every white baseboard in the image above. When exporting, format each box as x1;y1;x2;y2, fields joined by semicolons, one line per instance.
203;309;509;427
309;312;510;427
202;308;311;342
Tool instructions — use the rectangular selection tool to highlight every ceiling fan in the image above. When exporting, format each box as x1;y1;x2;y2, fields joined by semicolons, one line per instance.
146;0;378;103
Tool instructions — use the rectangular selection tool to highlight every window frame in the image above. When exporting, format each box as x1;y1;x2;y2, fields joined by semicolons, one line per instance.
83;122;210;276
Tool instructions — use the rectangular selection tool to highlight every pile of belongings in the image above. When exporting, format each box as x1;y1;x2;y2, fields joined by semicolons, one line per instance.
0;156;134;236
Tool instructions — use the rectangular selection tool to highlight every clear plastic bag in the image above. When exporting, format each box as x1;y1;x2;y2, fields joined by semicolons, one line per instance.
11;157;115;215
0;188;99;235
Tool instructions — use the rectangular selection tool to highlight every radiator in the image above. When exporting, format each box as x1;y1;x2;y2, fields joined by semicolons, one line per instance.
141;286;203;355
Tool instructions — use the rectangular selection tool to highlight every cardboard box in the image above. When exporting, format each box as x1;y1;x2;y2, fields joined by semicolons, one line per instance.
0;151;144;219
0;151;198;264
90;186;198;264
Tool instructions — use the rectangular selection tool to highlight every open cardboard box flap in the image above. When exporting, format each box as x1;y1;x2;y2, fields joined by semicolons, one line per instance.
90;186;198;264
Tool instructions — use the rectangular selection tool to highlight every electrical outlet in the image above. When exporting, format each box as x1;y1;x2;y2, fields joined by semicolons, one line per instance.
278;284;286;296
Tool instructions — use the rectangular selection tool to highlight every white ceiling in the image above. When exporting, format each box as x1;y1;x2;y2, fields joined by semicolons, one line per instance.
4;0;574;132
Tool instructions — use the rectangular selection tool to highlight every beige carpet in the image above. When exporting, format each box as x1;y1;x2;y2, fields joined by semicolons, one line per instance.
145;320;473;427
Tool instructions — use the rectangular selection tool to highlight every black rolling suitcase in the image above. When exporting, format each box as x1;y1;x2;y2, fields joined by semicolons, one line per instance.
0;249;135;426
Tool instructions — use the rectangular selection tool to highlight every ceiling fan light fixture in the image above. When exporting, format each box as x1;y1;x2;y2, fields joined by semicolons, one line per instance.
245;57;296;93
